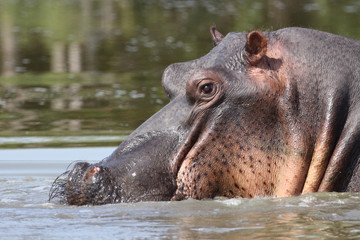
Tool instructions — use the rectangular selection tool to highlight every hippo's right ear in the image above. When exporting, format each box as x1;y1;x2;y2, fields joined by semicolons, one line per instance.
243;31;267;65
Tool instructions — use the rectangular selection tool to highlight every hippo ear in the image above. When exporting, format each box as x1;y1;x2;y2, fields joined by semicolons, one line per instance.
244;31;267;65
210;26;224;47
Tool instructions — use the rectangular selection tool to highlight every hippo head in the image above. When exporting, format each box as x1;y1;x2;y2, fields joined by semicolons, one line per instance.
50;27;360;205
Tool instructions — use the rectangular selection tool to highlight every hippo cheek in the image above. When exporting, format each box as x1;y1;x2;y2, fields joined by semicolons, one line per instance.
173;136;279;200
171;106;299;200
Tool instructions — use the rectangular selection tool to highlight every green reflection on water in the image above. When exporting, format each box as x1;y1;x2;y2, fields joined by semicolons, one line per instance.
0;0;360;148
0;72;167;148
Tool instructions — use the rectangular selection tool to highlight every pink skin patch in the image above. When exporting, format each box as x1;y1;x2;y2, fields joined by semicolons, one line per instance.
83;167;100;182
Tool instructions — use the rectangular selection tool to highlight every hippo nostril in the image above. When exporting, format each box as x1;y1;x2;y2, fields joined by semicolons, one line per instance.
72;162;91;173
83;167;100;182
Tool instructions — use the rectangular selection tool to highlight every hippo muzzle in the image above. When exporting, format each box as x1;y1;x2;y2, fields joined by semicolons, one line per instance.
50;130;181;205
62;162;119;205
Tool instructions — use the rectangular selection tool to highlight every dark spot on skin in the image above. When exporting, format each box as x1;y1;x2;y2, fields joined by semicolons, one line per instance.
241;187;246;191
227;169;230;173
222;153;226;159
208;163;212;167
263;181;267;186
197;174;201;180
203;172;208;177
229;190;234;195
222;160;228;165
239;169;243;173
208;181;212;186
249;194;253;198
234;183;240;189
215;157;220;162
249;156;253;161
250;165;254;168
258;160;262;164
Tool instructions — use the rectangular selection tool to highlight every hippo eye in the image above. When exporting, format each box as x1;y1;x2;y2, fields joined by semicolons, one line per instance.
200;83;214;95
186;72;225;105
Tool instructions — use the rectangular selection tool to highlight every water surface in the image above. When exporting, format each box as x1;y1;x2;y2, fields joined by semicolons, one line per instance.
1;164;360;239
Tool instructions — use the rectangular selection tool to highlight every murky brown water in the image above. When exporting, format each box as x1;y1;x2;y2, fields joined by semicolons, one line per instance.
1;0;360;239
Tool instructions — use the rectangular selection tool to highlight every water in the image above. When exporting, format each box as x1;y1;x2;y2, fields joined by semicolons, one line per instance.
1;161;360;239
1;0;360;239
1;149;360;240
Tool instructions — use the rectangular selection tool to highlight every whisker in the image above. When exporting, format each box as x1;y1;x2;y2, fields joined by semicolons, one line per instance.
48;170;70;204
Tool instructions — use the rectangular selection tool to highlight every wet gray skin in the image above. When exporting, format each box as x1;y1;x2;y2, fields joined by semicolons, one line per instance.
50;27;360;205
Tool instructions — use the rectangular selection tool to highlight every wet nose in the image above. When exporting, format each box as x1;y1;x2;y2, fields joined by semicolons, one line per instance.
68;162;100;183
68;162;91;182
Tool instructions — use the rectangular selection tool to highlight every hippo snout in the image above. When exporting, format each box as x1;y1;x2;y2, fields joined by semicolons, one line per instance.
50;162;120;206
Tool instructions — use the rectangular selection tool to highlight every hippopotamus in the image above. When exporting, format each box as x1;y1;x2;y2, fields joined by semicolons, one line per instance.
50;27;360;205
